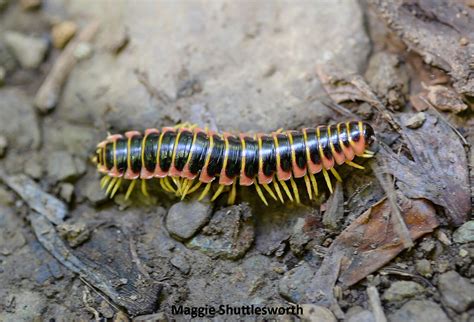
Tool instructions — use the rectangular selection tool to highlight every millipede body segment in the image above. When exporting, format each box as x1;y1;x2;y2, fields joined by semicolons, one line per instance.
94;121;375;205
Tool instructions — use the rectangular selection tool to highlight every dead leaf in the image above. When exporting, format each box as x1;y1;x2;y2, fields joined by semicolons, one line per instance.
426;85;468;113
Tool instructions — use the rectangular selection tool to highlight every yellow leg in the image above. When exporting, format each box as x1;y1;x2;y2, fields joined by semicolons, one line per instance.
110;178;123;198
330;167;342;182
106;177;118;196
254;183;268;206
322;169;333;193
227;181;237;205
289;177;300;204
181;179;194;200
163;177;176;193
345;160;365;169
303;174;312;200
262;183;277;201
125;179;137;200
211;184;225;201
279;180;294;202
160;178;172;193
361;153;374;158
101;176;112;189
272;180;284;203
141;179;149;197
309;172;318;197
198;182;212;201
172;177;182;196
187;181;202;194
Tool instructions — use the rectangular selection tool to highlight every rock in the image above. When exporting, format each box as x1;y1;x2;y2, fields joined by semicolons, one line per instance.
383;281;424;302
299;304;336;322
98;301;114;319
0;66;5;86
0;41;16;72
438;270;474;313
0;135;7;157
357;102;373;119
166;198;212;240
4;31;48;69
23;155;43;179
279;262;316;303
57;221;90;247
365;52;409;109
289;218;312;255
347;310;375;322
46;151;85;182
187;203;254;260
51;21;77;49
453;221;474;244
85;180;108;205
58;183;74;203
0;0;8;12
427;85;468;114
389;300;449;322
73;42;93;60
415;259;432;278
0;186;14;206
0;88;40;150
20;0;41;10
404;112;426;129
170;254;191;274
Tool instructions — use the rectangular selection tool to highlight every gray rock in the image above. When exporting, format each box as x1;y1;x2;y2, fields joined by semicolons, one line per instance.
73;42;93;60
0;186;14;206
453;221;474;244
0;66;5;86
388;300;450;322
299;304;336;322
347;310;375;322
47;151;85;182
279;262;316;303
57;221;90;248
383;281;424;302
187;203;254;259
170;254;191;274
404;112;426;129
0;88;40;150
85;180;108;205
166;198;212;240
23;156;43;179
0;135;7;157
58;183;74;203
0;41;17;72
438;270;474;313
415;259;432;278
4;31;48;69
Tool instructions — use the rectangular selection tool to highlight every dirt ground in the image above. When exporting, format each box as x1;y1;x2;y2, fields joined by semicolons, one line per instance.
0;0;473;321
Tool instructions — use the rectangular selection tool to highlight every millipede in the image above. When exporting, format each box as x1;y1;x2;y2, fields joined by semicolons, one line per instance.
93;121;375;205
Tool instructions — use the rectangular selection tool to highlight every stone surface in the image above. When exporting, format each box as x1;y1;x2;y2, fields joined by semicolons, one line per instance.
58;183;74;203
279;262;315;303
51;21;77;49
438;270;474;313
299;304;336;322
347;310;375;322
73;42;93;60
170;254;191;274
20;0;41;10
415;259;433;278
427;85;468;114
166;198;212;240
0;88;40;150
4;31;48;68
404;112;426;129
388;300;450;322
46;151;85;182
383;281;424;302
187;203;254;259
85;180;108;205
453;221;474;244
0;66;5;86
0;135;7;157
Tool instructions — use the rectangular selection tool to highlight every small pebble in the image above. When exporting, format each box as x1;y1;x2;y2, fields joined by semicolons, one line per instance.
51;21;77;49
0;135;7;157
58;182;74;203
20;0;41;10
299;304;336;322
73;42;93;60
459;248;468;257
389;300;450;322
166;198;212;240
453;221;474;244
383;281;424;302
170;254;191;274
415;259;432;277
4;31;48;68
404;112;426;129
459;37;469;46
24;156;43;179
438;271;474;313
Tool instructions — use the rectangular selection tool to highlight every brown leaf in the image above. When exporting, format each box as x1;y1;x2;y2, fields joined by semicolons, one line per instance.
380;114;470;225
426;85;468;113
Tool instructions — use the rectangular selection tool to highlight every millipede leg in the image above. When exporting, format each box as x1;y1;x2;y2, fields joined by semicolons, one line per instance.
160;179;172;193
187;181;202;194
330;167;342;182
322;169;333;193
279;180;294;202
262;183;277;201
361;153;374;158
289;177;300;204
125;179;137;200
309;172;318;197
106;177;118;196
345;160;365;169
163;177;176;193
101;176;112;189
181;179;194;199
227;181;237;205
198;182;212;201
141;179;149;197
303;174;312;200
211;184;225;201
254;183;268;206
110;178;123;198
272;180;284;203
171;177;182;196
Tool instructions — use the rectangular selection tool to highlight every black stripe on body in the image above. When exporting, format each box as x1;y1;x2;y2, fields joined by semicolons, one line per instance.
189;132;209;175
329;125;342;153
261;136;276;177
130;136;143;173
244;137;258;178
207;135;224;177
349;122;361;142
277;134;292;172
225;136;242;178
174;131;194;171
159;131;177;172
305;129;321;165
105;143;114;170
291;132;306;169
338;123;350;147
144;133;159;172
318;127;333;160
115;139;128;173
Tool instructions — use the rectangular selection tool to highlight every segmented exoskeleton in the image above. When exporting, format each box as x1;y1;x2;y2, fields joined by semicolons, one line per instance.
94;121;375;205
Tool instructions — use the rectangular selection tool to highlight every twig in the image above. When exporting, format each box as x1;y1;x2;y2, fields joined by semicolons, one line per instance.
367;286;387;322
321;101;358;119
134;69;172;104
35;21;100;113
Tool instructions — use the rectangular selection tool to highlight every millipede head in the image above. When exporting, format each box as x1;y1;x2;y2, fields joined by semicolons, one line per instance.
362;122;375;146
